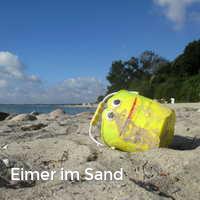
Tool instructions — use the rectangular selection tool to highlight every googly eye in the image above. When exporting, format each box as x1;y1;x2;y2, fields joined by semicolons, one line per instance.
106;111;114;120
112;99;121;107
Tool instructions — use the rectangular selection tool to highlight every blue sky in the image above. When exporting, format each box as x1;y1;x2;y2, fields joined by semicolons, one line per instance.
0;0;200;103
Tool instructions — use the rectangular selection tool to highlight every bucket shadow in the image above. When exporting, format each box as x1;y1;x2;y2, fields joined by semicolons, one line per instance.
170;135;200;150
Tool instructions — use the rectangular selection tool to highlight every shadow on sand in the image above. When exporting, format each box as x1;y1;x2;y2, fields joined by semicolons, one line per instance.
170;135;200;150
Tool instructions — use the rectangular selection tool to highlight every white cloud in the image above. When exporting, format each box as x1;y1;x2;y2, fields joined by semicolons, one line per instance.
41;77;105;104
0;51;105;104
153;0;200;29
0;51;41;82
0;51;24;79
0;80;7;88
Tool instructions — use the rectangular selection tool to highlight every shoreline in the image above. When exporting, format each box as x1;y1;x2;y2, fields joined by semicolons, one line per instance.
1;102;200;115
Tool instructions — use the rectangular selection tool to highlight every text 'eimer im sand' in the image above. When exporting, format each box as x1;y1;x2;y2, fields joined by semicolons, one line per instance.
11;168;124;181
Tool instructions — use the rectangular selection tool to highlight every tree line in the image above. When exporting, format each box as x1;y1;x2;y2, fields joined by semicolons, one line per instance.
98;39;200;102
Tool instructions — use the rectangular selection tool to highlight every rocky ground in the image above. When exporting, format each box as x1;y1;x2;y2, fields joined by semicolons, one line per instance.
0;103;199;200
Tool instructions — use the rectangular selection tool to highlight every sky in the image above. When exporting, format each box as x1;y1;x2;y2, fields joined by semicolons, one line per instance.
0;0;200;103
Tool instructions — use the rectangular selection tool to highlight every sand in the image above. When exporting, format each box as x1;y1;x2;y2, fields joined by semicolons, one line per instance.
0;103;199;200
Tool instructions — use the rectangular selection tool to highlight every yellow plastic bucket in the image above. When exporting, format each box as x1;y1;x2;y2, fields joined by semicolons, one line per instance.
89;90;175;152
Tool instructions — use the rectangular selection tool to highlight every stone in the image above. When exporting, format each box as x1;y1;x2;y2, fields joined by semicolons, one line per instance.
5;114;18;120
0;155;36;188
21;123;47;131
36;114;49;121
49;109;66;119
9;114;37;122
0;112;9;121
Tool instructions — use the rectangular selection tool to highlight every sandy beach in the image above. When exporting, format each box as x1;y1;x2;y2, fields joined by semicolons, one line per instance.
0;103;199;200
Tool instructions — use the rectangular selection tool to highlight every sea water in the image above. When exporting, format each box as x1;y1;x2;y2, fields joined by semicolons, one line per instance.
0;104;95;115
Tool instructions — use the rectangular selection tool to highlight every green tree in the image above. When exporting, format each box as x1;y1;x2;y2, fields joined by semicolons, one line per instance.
140;51;168;74
102;39;200;102
106;60;128;93
172;40;200;76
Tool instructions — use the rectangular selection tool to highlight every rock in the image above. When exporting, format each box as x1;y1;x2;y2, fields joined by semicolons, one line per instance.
49;109;65;119
36;113;49;121
10;114;37;122
0;112;9;121
0;155;36;188
21;123;47;131
5;113;18;120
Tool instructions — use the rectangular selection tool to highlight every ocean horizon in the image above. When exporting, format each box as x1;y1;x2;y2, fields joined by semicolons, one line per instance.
0;104;95;115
